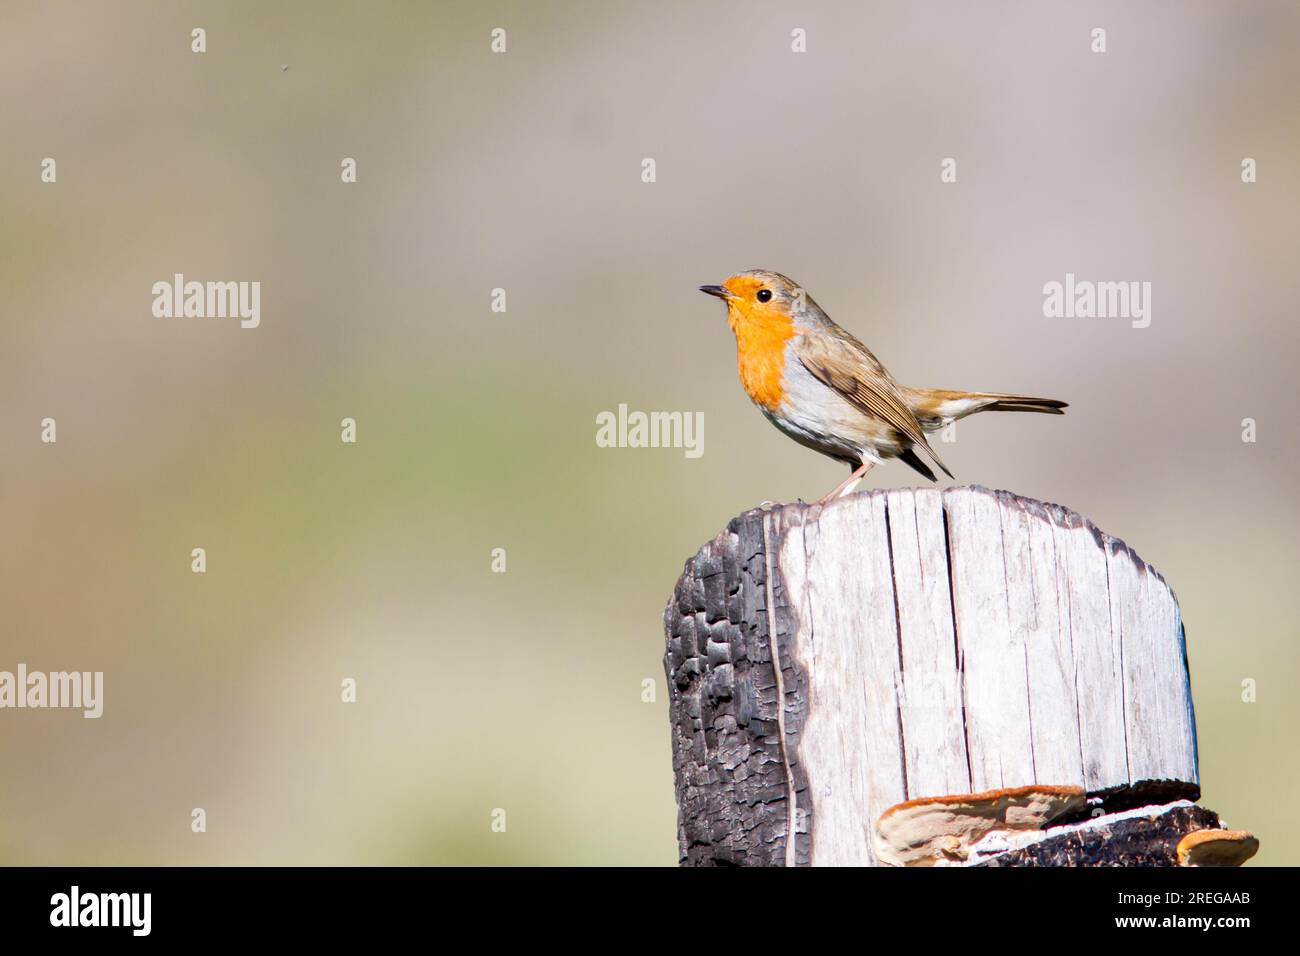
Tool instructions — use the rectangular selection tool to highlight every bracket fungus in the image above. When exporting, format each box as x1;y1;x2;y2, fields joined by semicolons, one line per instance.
1176;829;1259;867
874;784;1086;867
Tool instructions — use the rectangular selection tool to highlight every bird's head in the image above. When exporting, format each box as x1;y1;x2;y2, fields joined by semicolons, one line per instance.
699;270;811;331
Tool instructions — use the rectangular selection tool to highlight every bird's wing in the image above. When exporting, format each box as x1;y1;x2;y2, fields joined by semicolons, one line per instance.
796;327;953;477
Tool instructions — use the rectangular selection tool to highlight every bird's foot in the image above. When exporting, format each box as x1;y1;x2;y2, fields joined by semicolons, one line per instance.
817;462;876;505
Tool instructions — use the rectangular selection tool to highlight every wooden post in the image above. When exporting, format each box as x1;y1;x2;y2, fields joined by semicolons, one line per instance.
664;487;1252;867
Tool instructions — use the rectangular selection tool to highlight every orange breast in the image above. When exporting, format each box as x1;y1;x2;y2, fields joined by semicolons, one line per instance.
731;312;796;412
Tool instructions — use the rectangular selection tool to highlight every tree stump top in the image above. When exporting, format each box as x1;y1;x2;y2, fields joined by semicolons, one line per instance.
664;486;1200;866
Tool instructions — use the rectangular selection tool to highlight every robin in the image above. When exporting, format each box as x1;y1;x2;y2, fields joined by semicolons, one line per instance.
700;270;1067;503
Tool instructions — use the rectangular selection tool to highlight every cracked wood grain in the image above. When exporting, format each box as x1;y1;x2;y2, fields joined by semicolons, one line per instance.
761;513;798;868
664;486;1198;866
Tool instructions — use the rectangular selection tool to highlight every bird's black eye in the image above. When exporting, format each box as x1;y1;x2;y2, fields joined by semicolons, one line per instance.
756;289;772;303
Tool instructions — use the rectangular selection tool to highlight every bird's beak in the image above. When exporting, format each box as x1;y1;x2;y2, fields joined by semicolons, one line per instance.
699;284;731;300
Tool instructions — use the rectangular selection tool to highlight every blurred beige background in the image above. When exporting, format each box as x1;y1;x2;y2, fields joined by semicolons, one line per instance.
1;1;1296;865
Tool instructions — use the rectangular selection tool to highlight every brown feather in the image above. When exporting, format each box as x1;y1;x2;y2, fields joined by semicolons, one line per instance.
795;328;953;478
902;387;1068;428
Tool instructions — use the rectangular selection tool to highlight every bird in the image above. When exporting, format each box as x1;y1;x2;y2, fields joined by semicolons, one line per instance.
699;270;1067;504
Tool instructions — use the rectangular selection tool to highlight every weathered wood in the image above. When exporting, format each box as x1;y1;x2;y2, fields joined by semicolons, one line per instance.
664;512;810;866
887;490;967;800
664;486;1201;866
974;802;1225;867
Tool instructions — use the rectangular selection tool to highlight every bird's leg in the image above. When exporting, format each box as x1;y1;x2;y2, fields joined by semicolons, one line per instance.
818;461;875;505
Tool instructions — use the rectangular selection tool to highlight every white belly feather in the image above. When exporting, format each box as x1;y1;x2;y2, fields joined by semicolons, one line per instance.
759;343;905;464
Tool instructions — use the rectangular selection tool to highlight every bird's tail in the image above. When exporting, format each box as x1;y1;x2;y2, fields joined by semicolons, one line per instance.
902;388;1068;430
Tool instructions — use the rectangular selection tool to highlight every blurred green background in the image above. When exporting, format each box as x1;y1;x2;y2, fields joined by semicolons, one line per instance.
1;1;1296;864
